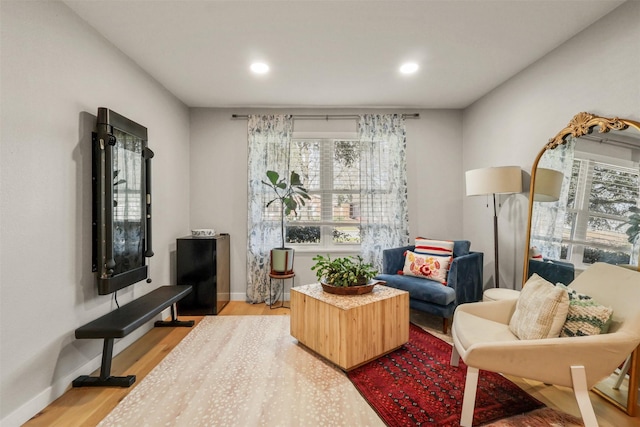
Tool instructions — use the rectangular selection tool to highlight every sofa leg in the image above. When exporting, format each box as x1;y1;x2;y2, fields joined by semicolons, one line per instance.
442;317;448;334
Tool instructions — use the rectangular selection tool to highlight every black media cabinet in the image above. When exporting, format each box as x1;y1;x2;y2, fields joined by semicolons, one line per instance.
73;285;194;387
176;234;230;315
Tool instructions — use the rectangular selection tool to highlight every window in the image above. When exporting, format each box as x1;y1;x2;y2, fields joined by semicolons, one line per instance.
560;154;639;266
264;138;363;249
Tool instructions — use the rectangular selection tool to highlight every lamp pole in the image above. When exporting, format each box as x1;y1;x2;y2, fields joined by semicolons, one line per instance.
492;193;500;288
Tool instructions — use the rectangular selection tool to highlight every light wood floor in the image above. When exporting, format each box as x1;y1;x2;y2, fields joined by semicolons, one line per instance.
24;302;640;426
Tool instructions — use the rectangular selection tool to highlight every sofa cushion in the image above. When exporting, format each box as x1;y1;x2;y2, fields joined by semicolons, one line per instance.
402;251;451;284
509;274;570;340
453;309;519;352
453;240;471;257
377;273;456;306
557;283;613;337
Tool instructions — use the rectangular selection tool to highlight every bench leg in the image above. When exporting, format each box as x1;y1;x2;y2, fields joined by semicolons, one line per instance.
100;337;114;380
154;303;195;327
72;338;136;387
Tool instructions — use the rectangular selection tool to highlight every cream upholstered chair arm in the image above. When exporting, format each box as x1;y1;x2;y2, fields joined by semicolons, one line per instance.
453;299;516;324
459;332;637;389
452;264;640;427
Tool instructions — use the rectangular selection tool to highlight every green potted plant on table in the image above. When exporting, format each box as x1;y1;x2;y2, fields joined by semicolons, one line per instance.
262;170;310;274
311;254;380;295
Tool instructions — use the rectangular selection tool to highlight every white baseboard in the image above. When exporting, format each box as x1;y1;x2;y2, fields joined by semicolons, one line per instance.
229;292;290;302
230;292;246;301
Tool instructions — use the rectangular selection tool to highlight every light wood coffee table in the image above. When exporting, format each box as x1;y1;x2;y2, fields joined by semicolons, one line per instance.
290;283;409;371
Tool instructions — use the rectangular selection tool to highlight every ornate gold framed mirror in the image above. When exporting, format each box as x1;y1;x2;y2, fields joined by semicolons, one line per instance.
523;112;640;416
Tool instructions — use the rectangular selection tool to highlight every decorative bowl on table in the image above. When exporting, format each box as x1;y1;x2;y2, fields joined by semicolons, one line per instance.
320;280;385;295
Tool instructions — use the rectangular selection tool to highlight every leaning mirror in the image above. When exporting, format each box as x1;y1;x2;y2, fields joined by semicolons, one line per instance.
523;112;640;416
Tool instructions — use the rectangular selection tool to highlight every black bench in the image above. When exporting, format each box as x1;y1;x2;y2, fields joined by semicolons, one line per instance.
73;285;194;387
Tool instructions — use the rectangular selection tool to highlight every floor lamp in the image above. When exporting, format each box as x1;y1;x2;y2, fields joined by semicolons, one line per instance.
466;166;522;288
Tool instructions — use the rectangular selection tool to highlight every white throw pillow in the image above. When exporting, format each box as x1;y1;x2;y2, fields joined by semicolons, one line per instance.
402;250;451;284
509;274;570;340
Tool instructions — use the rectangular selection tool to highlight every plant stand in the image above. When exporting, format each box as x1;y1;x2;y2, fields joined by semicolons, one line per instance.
269;271;295;309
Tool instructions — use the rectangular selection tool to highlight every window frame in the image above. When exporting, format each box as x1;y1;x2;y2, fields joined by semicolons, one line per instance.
561;150;639;268
284;132;362;252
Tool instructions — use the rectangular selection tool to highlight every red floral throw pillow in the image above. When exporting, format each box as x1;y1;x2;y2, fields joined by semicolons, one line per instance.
402;250;451;284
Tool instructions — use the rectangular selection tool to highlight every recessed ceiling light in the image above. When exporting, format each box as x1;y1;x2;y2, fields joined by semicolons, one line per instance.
400;62;419;74
250;62;269;74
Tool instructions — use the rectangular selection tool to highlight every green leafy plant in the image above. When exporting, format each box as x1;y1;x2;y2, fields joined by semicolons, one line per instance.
262;170;311;248
623;206;640;244
311;254;377;287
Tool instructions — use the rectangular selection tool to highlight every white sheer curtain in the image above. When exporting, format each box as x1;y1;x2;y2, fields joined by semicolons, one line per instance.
530;137;577;260
246;115;293;304
358;114;410;271
632;162;640;266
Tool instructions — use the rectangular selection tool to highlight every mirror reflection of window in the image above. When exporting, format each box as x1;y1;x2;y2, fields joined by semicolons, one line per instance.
112;129;144;275
562;154;639;266
532;130;640;270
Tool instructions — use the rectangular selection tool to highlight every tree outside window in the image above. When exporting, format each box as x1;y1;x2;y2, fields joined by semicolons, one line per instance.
561;156;639;266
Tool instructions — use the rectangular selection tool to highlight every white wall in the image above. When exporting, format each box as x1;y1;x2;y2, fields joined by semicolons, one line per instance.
0;2;190;424
189;108;464;299
462;0;640;290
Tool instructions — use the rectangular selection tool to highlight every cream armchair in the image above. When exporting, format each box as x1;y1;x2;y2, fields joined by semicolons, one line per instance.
450;262;640;427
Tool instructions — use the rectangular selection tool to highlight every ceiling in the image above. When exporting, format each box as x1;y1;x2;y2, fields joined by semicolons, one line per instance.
63;0;624;109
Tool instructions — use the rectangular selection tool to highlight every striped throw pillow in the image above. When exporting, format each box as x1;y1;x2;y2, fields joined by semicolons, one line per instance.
414;238;454;257
557;283;613;337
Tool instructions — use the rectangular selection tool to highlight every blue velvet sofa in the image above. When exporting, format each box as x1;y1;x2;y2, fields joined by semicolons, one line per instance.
375;240;483;333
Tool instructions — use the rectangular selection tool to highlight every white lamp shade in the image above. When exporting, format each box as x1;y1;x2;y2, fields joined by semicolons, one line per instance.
533;168;563;202
465;166;522;196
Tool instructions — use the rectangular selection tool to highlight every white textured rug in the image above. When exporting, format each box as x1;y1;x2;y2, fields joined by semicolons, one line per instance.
99;315;383;427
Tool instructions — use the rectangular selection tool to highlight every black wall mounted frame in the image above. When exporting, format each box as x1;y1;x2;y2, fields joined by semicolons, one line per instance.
92;108;154;295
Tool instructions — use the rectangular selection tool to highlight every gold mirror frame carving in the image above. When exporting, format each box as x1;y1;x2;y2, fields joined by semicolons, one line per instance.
523;112;640;416
544;112;633;151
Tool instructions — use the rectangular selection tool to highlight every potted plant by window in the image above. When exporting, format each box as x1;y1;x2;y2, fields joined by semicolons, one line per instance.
262;170;310;274
311;254;380;295
622;206;640;264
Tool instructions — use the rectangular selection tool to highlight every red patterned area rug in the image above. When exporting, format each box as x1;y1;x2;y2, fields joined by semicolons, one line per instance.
347;324;545;426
